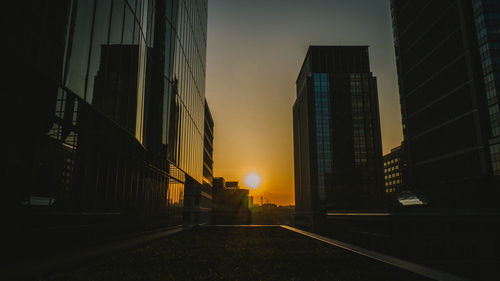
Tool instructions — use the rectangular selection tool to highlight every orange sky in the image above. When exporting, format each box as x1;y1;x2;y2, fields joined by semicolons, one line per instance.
205;0;403;206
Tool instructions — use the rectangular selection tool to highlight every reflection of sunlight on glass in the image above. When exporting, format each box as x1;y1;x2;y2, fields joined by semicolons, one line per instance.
397;191;426;206
245;173;261;189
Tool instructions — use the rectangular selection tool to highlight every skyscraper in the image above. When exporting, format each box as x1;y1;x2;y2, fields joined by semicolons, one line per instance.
6;0;208;225
293;46;384;230
390;0;500;207
473;0;500;178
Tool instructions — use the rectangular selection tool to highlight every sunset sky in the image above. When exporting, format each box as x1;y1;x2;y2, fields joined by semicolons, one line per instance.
205;0;402;206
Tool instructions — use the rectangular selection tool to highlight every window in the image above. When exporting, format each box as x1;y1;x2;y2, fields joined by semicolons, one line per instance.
314;73;332;201
64;0;95;98
86;0;112;104
109;0;125;44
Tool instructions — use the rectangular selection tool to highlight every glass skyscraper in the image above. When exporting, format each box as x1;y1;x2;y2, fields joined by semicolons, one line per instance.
293;46;384;231
391;0;500;207
473;0;500;176
6;0;208;225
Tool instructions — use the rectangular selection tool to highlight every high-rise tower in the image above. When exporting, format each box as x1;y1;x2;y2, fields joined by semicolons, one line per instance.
390;0;500;207
293;46;384;230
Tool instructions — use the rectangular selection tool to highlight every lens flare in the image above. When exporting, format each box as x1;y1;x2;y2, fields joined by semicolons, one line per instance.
245;173;261;189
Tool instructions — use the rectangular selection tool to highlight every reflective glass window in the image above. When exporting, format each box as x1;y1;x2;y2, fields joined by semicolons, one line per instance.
109;0;125;44
313;73;332;202
64;0;95;98
123;5;135;45
87;0;111;104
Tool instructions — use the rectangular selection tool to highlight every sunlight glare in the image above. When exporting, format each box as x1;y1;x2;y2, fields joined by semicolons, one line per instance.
245;173;261;189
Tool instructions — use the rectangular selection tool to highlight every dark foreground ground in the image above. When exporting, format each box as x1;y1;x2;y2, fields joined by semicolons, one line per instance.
39;226;431;281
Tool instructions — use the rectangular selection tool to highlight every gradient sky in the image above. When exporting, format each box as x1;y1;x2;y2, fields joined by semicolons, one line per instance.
205;0;402;206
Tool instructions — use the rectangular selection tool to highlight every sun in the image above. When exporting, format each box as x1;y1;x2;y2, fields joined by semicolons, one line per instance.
244;173;261;189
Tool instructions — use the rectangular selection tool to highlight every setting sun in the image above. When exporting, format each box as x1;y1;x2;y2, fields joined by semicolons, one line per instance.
245;173;261;189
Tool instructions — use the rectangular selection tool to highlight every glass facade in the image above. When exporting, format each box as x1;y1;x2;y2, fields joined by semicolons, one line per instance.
350;74;369;166
293;46;384;230
390;0;500;207
62;0;153;140
58;0;208;176
169;0;207;183
473;0;500;175
313;73;332;202
6;0;208;224
350;73;378;199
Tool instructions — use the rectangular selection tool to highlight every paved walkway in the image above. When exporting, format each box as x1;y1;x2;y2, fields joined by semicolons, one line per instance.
38;226;436;281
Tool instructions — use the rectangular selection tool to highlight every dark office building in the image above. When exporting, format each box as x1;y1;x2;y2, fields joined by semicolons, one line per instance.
293;46;384;230
383;144;407;194
213;177;226;190
225;181;239;189
5;0;208;225
390;0;500;207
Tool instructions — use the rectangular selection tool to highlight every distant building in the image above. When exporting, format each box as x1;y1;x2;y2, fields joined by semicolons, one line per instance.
248;196;254;208
250;203;295;225
212;179;250;224
213;177;226;190
225;181;239;189
293;46;384;231
383;144;407;194
261;203;278;208
390;0;500;207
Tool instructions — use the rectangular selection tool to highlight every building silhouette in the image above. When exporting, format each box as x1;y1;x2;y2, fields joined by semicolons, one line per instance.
293;46;384;230
6;0;209;225
213;177;226;190
225;181;239;189
390;0;500;207
211;178;250;224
